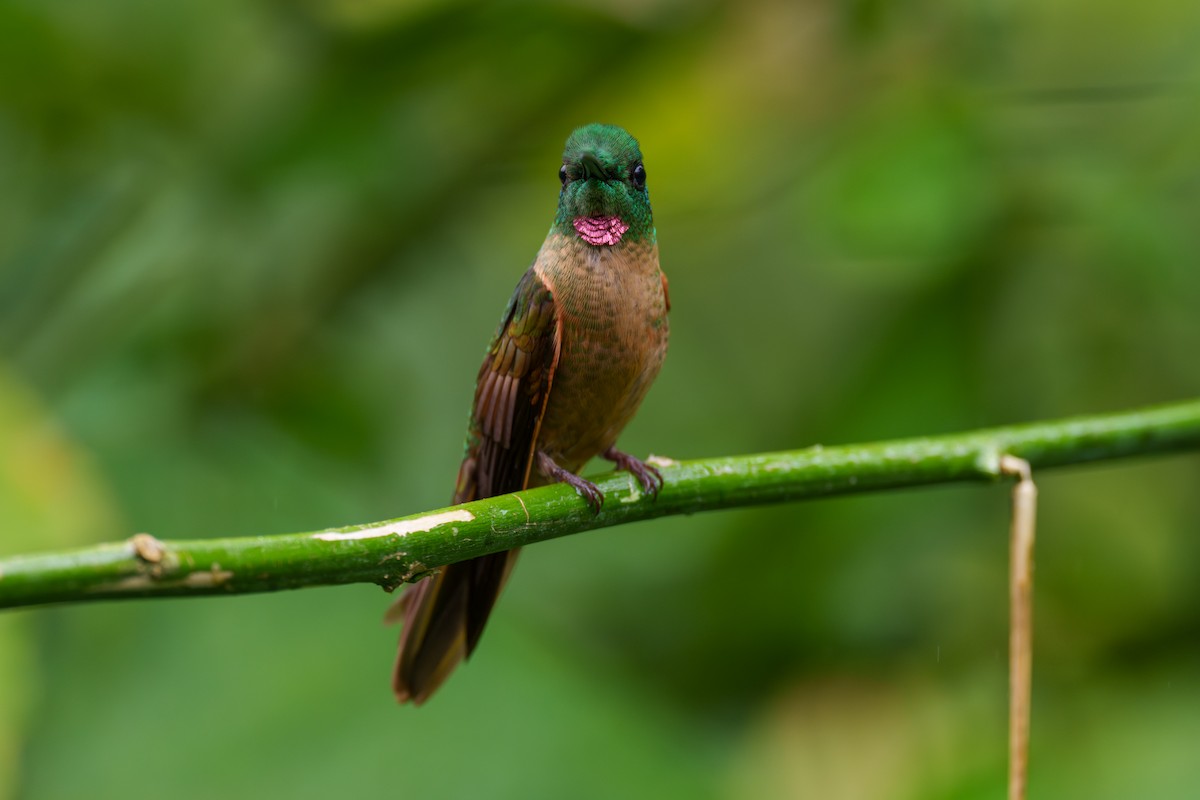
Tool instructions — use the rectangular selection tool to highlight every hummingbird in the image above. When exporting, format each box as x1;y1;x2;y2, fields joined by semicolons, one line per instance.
391;124;671;704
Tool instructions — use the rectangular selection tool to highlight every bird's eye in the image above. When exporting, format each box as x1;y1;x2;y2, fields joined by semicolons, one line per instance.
559;165;568;186
631;163;646;189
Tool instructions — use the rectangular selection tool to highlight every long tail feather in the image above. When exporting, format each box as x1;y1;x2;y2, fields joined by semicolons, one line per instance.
391;550;519;704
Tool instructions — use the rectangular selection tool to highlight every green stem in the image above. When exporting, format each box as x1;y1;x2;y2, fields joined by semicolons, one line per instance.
2;399;1199;610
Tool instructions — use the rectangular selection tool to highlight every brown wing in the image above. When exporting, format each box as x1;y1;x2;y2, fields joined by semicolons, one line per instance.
392;268;560;704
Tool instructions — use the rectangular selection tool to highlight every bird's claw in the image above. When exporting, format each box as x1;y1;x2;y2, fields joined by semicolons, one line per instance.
561;472;604;514
537;450;605;514
602;447;664;500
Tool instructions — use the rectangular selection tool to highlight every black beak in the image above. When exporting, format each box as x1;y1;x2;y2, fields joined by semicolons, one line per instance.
579;152;609;181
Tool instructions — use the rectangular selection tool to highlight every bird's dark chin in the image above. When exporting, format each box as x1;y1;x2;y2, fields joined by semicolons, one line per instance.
573;216;628;246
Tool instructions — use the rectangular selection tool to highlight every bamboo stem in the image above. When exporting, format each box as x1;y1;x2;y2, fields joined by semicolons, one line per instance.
1;399;1197;610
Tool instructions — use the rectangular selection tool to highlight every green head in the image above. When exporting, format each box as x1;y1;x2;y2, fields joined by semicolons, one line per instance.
553;124;654;246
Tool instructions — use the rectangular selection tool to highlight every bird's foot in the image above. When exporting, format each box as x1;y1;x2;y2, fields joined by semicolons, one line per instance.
537;451;604;514
602;446;664;500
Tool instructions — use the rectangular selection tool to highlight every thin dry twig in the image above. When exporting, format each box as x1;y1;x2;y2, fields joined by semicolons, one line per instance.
1001;455;1037;800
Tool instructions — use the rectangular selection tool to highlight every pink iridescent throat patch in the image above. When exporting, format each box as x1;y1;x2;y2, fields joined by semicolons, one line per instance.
573;216;629;246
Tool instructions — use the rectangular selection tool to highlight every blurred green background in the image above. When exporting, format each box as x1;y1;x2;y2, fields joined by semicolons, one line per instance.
2;0;1200;797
